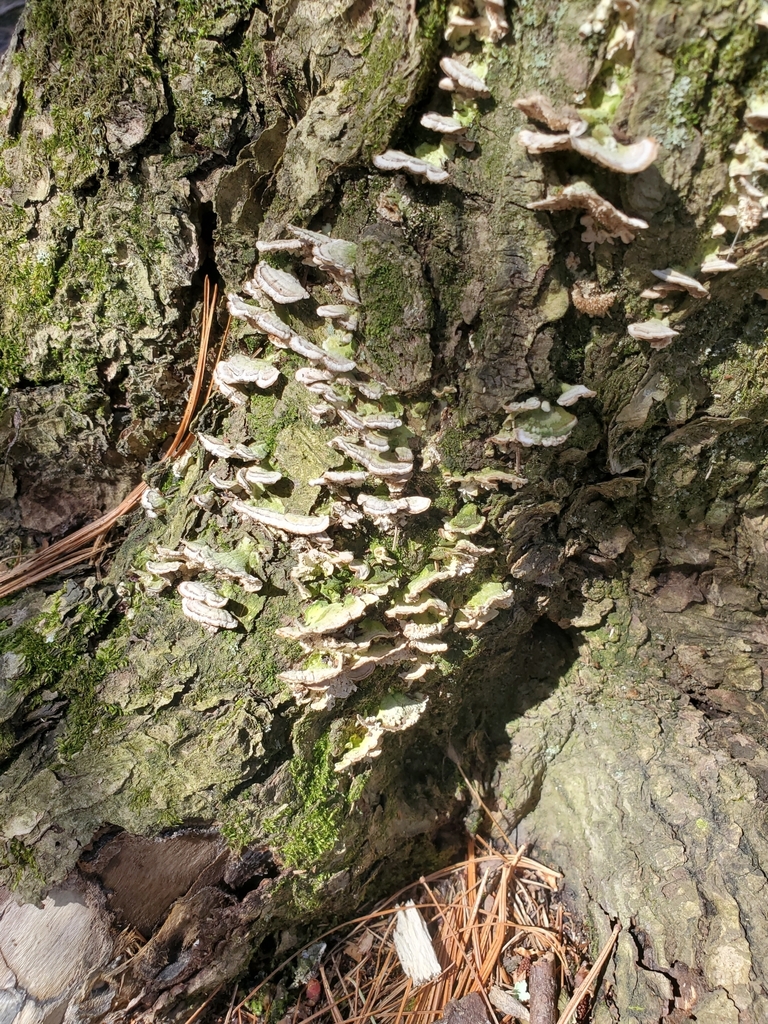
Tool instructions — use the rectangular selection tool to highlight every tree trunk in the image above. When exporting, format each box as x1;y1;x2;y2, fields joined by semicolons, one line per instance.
0;1;767;1022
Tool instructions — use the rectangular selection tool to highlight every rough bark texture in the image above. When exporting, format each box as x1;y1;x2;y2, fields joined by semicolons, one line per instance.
0;1;767;1022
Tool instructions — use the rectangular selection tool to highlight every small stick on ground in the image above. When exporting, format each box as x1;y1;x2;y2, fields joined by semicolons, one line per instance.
529;952;559;1024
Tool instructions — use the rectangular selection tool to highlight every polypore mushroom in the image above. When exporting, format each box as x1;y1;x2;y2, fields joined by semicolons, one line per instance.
373;150;450;184
518;129;573;154
235;466;283;491
558;384;597;406
329;438;414;481
253;263;310;304
232;502;331;536
256;239;305;252
439;56;491;98
316;304;352;319
181;598;238;630
177;580;229;608
651;268;708;299
513;93;584;132
453;581;514;629
493;400;578;448
442;504;487;539
700;255;739;274
280;593;380;638
445;468;528;497
386;593;450;619
140;487;165;518
480;0;509;42
227;296;295;343
180;540;263;592
309;469;369;488
569;128;659;173
312;239;357;277
528;181;649;243
627;319;680;349
145;559;184;576
214;354;280;388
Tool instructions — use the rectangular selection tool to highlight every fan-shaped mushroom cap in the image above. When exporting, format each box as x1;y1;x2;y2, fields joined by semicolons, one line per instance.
453;581;514;630
214;354;280;388
227;296;294;342
558;384;597;406
627;319;680;347
256;238;304;252
373;149;450;184
330;437;414;479
286;593;380;637
502;404;578;447
316;304;352;319
181;598;238;630
312;238;357;275
232;503;331;536
178;580;229;608
237;466;283;488
254;263;310;303
513;92;584;132
439;56;490;97
700;255;739;274
569;130;659;174
420;112;466;135
518;129;573;154
528;181;649;243
651;268;708;298
443;504;487;537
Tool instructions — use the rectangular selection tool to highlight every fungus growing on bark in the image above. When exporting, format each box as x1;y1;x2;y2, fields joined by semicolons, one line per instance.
518;129;573;154
627;319;680;348
745;102;768;131
145;559;184;576
214;354;280;388
316;304;352;319
650;268;708;299
700;255;739;274
256;239;304;252
569;131;659;174
329;438;414;482
232;503;331;536
571;279;617;315
558;384;597;406
177;580;229;608
253;263;310;304
235;466;283;491
453;581;514;629
445;468;528;497
140;488;165;518
442;504;486;539
180;597;238;631
373;150;450;184
356;494;431;530
180;540;263;592
279;593;379;638
438;57;491;97
513;93;584;132
227;296;295;343
528;181;649;243
492;399;578;448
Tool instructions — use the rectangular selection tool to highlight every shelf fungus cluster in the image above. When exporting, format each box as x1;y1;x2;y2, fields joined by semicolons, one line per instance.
132;219;531;772
516;92;658;174
373;13;499;186
491;387;595;449
445;0;509;47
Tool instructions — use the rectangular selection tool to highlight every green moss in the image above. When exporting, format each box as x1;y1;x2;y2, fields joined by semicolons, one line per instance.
0;837;44;890
0;601;126;761
266;733;344;868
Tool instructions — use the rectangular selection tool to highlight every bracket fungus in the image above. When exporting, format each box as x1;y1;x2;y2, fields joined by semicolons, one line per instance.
181;597;238;631
513;92;584;133
493;399;578;448
650;268;708;299
253;263;310;304
528;182;649;244
438;56;491;98
373;150;450;185
627;319;680;349
517;96;658;174
700;255;739;274
453;581;514;630
558;384;597;406
445;468;528;497
232;503;331;537
280;593;380;638
177;580;229;608
140;488;166;519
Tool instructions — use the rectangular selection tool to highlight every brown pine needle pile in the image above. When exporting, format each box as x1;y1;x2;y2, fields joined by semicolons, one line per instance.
226;838;619;1024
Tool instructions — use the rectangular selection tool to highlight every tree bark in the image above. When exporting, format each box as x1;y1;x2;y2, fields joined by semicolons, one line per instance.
0;1;767;1022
